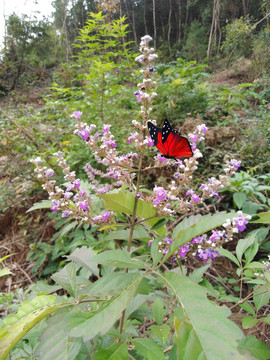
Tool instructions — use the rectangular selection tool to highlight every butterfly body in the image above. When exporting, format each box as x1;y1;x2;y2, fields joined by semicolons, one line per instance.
148;119;193;159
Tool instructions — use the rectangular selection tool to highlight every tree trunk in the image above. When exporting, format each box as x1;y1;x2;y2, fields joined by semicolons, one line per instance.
124;0;137;43
207;0;220;58
131;1;137;43
153;0;157;48
168;0;172;54
242;0;247;16
144;0;148;35
177;0;182;43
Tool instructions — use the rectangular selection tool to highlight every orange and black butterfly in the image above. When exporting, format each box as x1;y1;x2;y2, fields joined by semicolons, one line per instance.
148;119;193;159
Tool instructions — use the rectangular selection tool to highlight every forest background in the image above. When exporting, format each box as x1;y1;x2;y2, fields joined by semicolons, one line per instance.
0;0;270;359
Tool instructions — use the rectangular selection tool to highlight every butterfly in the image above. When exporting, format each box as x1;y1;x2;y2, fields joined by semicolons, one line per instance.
147;119;193;159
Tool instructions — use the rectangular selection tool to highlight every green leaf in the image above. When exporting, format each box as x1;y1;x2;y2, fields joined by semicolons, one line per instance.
239;302;255;316
262;314;270;324
233;193;247;209
52;262;77;298
0;268;13;277
152;298;165;325
172;214;202;239
253;285;270;311
188;264;210;283
66;246;99;276
239;335;270;360
27;200;53;212
136;277;154;295
68;275;142;340
35;312;81;360
244;262;265;269
105;226;149;241
174;318;206;360
149;324;170;346
250;212;270;224
93;343;128;360
151;236;163;266
242;201;262;215
167;212;237;259
236;233;257;263
244;239;259;264
0;296;70;360
242;316;258;329
99;190;166;236
162;272;246;359
0;254;15;263
131;338;165;360
79;272;137;298
214;247;240;267
90;250;144;269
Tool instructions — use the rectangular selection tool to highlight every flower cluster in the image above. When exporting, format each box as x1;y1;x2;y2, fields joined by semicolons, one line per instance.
31;153;114;226
152;212;251;263
254;255;270;282
223;211;251;241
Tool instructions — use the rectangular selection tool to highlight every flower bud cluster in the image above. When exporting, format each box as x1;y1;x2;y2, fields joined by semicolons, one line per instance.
134;35;158;129
254;255;270;282
223;211;251;241
31;154;115;226
153;212;251;263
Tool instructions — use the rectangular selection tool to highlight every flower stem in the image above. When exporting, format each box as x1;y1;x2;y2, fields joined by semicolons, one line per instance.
118;153;143;338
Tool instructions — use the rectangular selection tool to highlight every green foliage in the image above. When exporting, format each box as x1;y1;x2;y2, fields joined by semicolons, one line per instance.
182;20;208;62
221;17;254;64
226;172;270;214
153;58;211;120
48;12;135;126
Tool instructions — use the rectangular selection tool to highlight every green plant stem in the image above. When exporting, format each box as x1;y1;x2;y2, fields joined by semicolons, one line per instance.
118;154;144;338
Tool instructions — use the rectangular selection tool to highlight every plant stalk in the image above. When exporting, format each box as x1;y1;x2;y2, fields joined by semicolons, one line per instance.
118;153;143;338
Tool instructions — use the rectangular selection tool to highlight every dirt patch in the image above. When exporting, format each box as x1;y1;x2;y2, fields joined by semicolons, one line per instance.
209;58;252;87
181;116;239;146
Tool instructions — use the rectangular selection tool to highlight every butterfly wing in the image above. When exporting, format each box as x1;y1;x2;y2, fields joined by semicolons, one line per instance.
148;119;193;159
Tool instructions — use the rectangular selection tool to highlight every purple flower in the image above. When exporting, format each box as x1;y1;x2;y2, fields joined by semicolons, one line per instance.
80;190;86;197
179;244;189;258
191;194;200;203
164;237;173;245
153;187;168;205
73;179;80;187
79;201;88;211
191;235;204;244
128;132;138;144
146;137;154;147
230;159;241;170
103;125;111;133
72;111;82;120
148;239;154;247
62;210;70;220
51;200;60;212
78;129;89;141
163;248;169;255
189;134;197;142
157;155;166;163
234;217;248;232
45;169;54;177
66;184;74;192
209;230;222;242
149;66;154;72
134;91;141;102
101;210;111;221
64;191;73;199
196;249;219;263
